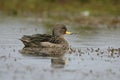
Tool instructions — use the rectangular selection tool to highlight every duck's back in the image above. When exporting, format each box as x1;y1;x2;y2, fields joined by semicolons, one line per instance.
21;33;68;46
20;34;52;47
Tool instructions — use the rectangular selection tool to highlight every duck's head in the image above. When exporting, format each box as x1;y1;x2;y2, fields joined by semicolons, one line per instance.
52;24;71;37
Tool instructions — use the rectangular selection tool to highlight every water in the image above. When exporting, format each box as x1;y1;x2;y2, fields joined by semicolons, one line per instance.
0;17;120;80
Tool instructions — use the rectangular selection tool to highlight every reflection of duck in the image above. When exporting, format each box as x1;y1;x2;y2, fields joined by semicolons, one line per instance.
51;58;66;68
20;24;71;57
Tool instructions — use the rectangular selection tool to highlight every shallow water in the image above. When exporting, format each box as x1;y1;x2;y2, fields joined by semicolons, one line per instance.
0;17;120;80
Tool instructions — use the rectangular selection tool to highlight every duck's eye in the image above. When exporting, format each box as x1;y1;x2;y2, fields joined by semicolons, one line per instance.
62;27;67;31
62;27;66;29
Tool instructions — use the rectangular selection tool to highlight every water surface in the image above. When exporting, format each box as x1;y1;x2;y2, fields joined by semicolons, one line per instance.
0;17;120;80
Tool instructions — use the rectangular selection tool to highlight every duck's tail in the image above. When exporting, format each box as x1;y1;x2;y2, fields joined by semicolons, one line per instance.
20;35;31;47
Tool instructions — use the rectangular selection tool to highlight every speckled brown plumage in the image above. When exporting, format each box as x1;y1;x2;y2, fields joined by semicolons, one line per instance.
20;24;71;57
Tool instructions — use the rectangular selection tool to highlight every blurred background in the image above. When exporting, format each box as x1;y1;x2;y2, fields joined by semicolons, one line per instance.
0;0;120;16
0;0;120;28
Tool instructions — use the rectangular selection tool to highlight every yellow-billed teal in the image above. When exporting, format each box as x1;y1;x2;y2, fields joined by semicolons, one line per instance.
20;24;71;57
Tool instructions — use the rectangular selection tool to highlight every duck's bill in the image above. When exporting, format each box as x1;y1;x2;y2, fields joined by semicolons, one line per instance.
66;31;72;35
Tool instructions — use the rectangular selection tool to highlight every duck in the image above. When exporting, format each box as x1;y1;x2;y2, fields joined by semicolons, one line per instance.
20;24;71;57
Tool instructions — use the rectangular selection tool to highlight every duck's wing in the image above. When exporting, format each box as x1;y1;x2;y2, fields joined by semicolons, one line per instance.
20;34;52;47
